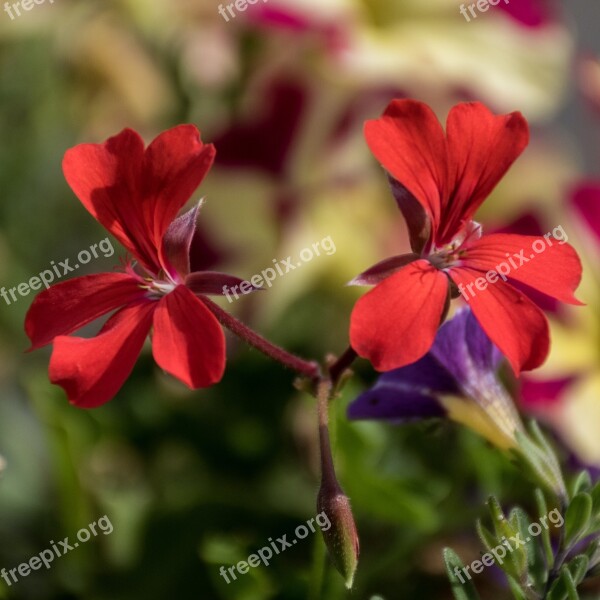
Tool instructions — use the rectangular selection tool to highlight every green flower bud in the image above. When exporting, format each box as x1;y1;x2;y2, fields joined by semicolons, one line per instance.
317;481;360;589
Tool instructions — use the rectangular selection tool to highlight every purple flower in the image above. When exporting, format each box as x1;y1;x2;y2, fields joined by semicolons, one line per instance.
348;308;526;450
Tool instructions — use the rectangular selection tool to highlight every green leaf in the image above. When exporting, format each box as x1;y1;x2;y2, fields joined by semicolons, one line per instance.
562;566;579;600
510;507;545;591
547;575;568;600
507;576;527;599
487;495;506;526
535;488;554;570
514;427;566;499
584;538;599;563
590;481;600;514
570;470;592;498
485;497;528;579
443;548;482;600
476;520;499;553
547;558;588;600
529;421;563;478
566;554;589;586
564;493;593;548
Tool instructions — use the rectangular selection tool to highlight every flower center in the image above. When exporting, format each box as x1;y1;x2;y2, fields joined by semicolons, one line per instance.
125;261;178;298
145;279;176;297
428;220;482;269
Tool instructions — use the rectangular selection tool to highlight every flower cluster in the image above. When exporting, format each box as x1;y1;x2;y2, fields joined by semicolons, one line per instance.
23;99;586;594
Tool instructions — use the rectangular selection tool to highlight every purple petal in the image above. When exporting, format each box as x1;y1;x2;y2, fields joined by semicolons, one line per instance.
185;272;263;296
347;354;457;422
163;203;200;279
430;308;502;383
388;175;431;254
348;253;419;286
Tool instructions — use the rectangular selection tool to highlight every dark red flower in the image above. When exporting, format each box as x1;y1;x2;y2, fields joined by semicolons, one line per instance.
350;100;583;375
25;126;250;408
571;182;600;248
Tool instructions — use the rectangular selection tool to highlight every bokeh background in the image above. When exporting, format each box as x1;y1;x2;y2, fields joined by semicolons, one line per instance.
1;0;600;598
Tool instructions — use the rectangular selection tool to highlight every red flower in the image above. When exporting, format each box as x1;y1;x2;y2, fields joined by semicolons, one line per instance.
350;100;583;375
25;126;250;408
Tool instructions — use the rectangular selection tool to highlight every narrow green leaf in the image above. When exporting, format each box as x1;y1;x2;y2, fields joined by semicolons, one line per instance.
443;548;482;600
507;576;527;599
535;488;554;569
584;538;600;563
562;565;580;600
546;575;568;600
564;493;593;548
529;420;563;478
514;429;565;499
590;481;600;514
566;554;589;586
485;497;528;579
509;508;532;561
476;520;499;553
510;506;546;592
487;495;506;526
570;470;592;498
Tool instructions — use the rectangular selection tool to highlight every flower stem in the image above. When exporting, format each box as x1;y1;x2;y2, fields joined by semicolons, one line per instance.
202;297;321;382
328;346;357;388
317;379;339;491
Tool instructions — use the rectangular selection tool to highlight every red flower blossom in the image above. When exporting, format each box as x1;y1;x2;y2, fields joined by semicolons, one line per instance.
350;100;583;375
25;126;250;408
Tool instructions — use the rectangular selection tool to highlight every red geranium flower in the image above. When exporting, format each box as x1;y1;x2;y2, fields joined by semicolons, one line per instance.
25;126;249;408
349;100;583;375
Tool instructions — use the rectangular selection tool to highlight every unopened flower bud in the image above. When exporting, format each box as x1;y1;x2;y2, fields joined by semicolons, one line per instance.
317;481;360;589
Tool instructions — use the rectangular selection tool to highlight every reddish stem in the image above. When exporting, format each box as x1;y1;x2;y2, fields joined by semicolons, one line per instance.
328;346;358;388
202;297;321;382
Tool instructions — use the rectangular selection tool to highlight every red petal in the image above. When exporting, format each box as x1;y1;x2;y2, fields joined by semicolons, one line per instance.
143;126;215;269
49;301;155;408
441;103;529;243
152;286;226;388
349;260;449;371
364;100;447;233
25;273;145;350
462;233;583;306
449;267;549;375
63;126;216;275
62;129;159;272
